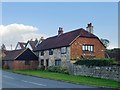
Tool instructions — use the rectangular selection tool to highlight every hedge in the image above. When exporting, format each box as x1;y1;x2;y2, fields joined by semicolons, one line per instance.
74;58;117;66
47;66;69;74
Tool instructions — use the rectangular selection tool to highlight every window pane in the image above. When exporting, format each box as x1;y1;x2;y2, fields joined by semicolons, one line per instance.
86;45;88;51
49;49;53;55
90;46;92;51
61;47;67;54
84;46;86;51
88;46;91;51
82;45;85;51
55;59;61;66
82;45;94;52
92;45;94;51
41;51;44;56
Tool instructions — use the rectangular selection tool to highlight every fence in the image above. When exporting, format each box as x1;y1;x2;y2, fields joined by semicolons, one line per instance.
69;64;120;81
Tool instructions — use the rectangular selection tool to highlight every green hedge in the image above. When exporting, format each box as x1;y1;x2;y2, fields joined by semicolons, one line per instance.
74;58;117;66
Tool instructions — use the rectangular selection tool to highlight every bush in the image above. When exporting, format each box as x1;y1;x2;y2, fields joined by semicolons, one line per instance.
74;58;117;66
39;65;45;70
47;66;69;74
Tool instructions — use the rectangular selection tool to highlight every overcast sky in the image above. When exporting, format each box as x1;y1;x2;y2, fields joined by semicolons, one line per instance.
1;2;118;50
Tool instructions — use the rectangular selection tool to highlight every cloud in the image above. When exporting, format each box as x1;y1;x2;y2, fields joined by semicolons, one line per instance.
0;23;46;50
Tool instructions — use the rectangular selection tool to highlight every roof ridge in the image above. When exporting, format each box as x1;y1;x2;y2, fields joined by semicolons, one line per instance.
18;42;26;43
45;28;84;39
5;49;25;53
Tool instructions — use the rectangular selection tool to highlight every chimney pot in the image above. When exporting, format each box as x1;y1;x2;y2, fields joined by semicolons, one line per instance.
58;27;63;35
86;23;93;34
88;23;92;27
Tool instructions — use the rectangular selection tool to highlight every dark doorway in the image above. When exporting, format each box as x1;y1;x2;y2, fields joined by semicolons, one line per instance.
46;59;49;68
41;59;44;66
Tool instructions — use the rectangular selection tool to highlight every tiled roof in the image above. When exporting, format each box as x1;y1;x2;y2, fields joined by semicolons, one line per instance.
18;42;26;49
34;28;99;51
3;49;25;60
26;39;38;50
3;48;38;60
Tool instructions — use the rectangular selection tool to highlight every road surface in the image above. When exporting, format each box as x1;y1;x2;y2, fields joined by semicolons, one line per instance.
2;70;97;88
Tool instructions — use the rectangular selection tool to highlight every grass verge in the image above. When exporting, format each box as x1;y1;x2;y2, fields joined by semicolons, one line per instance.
5;69;120;88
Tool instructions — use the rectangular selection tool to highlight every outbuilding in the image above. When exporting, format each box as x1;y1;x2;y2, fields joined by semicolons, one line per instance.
2;48;38;70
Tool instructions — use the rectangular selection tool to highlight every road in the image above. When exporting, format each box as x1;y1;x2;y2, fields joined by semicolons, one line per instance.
2;70;97;88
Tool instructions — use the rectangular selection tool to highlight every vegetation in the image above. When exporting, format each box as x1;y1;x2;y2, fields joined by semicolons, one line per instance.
105;48;120;64
106;48;120;53
1;44;6;51
6;70;120;88
74;58;117;66
47;66;69;74
101;38;110;48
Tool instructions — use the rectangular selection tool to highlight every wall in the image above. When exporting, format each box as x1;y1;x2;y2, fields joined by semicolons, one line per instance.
38;47;70;68
70;37;105;63
2;60;14;69
13;60;39;70
3;60;39;70
69;64;120;81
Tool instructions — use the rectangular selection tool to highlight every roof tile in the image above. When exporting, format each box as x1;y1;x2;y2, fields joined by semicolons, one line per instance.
34;28;98;51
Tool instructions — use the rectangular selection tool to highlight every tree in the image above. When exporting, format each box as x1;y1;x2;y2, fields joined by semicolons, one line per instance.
1;44;6;51
105;48;120;64
101;39;110;48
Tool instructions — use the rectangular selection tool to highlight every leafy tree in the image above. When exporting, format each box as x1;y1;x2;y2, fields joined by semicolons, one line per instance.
101;39;110;48
105;48;120;64
106;48;120;53
111;48;120;52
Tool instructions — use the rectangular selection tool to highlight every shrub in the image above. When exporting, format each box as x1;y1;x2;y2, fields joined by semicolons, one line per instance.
47;66;69;74
74;58;117;66
38;65;45;70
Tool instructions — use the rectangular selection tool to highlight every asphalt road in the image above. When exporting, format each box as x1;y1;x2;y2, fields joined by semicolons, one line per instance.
2;70;97;88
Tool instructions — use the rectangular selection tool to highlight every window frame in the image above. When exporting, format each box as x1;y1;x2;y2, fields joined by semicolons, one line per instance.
82;44;94;52
49;49;53;55
61;47;67;54
41;51;44;56
55;59;61;66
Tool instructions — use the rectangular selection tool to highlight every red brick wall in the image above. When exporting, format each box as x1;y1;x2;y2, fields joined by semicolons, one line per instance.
70;37;105;62
13;60;39;70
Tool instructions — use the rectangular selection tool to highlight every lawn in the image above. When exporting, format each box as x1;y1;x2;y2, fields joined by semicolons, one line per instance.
7;70;120;88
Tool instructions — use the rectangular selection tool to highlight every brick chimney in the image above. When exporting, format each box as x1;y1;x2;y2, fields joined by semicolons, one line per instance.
86;23;93;34
35;38;38;43
58;27;63;36
40;37;44;41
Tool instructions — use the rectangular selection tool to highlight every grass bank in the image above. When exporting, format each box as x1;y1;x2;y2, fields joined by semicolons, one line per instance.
6;70;120;88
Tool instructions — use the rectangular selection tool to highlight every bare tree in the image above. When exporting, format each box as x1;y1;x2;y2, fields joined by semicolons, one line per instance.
1;44;6;51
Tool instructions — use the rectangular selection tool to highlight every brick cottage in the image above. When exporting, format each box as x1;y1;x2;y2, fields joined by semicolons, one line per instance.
34;23;105;69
